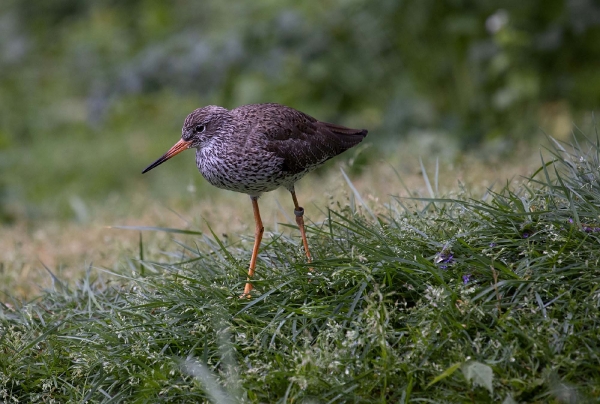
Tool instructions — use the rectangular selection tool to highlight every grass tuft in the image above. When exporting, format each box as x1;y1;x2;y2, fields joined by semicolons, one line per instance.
2;135;600;402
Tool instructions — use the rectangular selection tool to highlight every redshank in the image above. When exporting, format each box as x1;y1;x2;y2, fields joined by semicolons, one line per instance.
142;103;368;296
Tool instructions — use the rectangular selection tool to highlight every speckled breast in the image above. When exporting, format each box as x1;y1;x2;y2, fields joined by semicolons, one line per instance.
196;147;310;195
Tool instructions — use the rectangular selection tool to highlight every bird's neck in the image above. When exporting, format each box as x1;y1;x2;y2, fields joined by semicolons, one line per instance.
196;123;235;162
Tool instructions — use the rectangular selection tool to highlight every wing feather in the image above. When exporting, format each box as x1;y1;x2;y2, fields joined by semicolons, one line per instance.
233;104;368;175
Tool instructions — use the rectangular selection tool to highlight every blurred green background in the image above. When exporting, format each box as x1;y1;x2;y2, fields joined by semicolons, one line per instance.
2;0;600;223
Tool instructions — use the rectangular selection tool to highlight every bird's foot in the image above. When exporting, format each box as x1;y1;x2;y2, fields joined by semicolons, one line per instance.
240;282;253;299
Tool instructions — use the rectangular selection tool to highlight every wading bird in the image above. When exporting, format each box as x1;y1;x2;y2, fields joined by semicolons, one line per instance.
143;103;367;296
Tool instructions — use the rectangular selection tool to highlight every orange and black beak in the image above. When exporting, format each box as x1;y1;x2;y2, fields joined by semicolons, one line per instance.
142;139;192;174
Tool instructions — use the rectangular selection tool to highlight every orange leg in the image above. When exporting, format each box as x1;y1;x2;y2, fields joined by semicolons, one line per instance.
290;189;312;263
242;196;264;297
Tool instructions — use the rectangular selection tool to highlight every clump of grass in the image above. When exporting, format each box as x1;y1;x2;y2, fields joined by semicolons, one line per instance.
2;134;600;402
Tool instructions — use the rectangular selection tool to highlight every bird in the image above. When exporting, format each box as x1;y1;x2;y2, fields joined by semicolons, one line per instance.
142;103;368;296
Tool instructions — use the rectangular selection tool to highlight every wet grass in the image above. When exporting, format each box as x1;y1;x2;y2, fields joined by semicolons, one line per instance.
2;135;600;402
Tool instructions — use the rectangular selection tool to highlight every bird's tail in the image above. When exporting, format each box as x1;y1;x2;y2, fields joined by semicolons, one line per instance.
322;122;368;149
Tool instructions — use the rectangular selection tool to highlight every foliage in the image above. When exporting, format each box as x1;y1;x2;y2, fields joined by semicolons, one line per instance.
2;134;600;402
3;1;600;142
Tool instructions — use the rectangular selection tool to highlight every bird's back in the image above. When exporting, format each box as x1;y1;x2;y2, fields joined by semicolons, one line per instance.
232;103;368;176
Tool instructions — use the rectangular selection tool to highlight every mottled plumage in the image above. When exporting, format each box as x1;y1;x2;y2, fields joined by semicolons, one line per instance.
143;103;368;296
180;103;367;195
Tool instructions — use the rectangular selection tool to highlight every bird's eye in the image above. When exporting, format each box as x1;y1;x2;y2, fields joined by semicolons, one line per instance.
195;125;205;133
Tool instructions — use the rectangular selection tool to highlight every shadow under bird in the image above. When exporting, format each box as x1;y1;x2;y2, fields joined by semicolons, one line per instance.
142;103;368;296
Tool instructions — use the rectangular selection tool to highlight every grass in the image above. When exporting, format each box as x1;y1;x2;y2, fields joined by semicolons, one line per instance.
2;134;600;402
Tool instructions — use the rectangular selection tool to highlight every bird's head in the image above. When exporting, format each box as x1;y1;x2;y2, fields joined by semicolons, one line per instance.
142;105;229;174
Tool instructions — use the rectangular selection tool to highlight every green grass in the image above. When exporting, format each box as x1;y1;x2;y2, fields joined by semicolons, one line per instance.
2;135;600;403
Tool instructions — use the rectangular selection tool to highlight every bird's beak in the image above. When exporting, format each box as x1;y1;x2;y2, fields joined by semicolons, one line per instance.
142;138;192;173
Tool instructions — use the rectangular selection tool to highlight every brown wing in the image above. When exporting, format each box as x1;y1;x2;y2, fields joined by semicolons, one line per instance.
235;104;368;175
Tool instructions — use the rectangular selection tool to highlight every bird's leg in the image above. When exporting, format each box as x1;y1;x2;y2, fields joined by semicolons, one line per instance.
290;189;313;263
242;196;264;297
